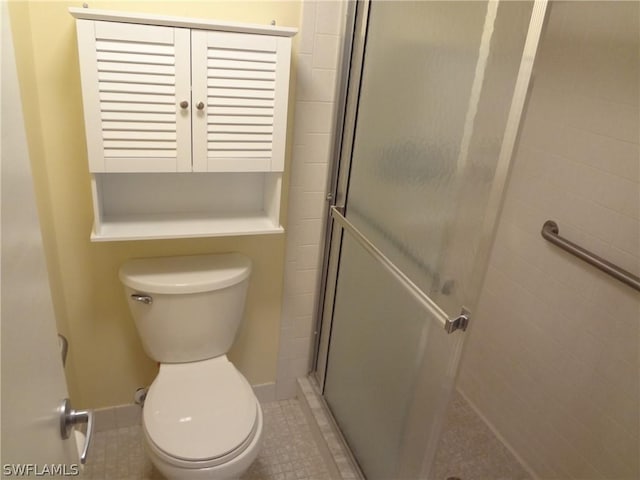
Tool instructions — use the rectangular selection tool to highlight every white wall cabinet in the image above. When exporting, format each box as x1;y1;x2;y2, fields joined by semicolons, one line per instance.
70;8;296;241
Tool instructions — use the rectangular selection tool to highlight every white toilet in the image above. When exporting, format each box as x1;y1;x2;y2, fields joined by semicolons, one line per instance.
119;253;263;480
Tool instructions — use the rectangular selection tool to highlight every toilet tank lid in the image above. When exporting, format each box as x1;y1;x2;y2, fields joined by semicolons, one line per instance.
119;253;251;294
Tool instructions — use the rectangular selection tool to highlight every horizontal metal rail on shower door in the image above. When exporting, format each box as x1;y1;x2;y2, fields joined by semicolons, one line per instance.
330;206;470;333
541;220;640;292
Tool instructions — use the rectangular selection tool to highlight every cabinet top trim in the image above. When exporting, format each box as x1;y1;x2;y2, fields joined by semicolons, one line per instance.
69;7;298;37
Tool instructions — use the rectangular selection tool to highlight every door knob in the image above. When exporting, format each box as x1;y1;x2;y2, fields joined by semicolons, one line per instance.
59;398;94;465
196;101;205;110
179;100;189;109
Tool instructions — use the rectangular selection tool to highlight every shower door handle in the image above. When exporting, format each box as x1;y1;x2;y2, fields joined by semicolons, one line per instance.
330;206;470;333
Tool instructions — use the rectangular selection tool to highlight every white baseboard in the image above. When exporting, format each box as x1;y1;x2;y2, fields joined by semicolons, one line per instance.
94;403;141;432
252;382;277;404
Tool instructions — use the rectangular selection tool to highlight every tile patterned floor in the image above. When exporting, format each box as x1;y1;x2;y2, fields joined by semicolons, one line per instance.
82;392;530;480
81;399;332;480
432;391;532;480
244;400;332;480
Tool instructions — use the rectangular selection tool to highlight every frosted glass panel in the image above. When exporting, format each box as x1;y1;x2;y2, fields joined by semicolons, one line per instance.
324;234;463;480
345;1;488;303
345;1;533;315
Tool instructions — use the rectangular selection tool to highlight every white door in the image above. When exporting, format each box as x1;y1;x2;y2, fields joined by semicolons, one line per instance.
1;4;81;472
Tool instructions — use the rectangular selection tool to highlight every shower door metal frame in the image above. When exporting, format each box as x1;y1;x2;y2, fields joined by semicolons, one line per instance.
313;0;483;388
311;0;550;477
313;0;550;389
312;0;368;387
311;1;476;472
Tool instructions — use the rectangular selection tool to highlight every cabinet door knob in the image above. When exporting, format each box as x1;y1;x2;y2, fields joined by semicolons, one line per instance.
179;100;189;109
196;102;205;111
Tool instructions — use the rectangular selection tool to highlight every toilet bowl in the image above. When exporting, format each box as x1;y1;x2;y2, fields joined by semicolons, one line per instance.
143;357;263;480
119;253;262;480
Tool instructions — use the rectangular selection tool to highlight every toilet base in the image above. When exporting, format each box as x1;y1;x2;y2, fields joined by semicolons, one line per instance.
143;403;263;480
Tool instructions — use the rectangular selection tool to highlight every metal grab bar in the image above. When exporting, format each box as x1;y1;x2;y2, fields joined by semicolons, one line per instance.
541;220;640;292
330;206;470;333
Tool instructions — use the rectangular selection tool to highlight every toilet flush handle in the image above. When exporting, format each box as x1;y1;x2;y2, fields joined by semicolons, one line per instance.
131;294;153;305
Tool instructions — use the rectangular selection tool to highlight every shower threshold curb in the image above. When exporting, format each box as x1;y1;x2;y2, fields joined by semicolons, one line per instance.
296;376;363;480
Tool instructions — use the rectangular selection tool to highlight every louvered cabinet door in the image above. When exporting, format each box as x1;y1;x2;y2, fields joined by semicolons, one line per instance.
191;30;292;172
76;20;191;172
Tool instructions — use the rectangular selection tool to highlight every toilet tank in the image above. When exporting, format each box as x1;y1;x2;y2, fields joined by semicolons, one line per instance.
119;253;251;363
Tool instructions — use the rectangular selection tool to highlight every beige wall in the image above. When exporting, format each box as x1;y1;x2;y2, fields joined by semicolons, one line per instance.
458;2;639;479
9;0;301;409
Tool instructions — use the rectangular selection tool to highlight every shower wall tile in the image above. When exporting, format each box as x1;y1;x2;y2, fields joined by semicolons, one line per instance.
276;1;346;400
297;244;322;270
294;102;336;137
298;2;317;55
296;219;324;245
315;1;343;35
562;127;640;181
283;267;317;296
312;34;341;69
305;134;333;161
457;2;639;480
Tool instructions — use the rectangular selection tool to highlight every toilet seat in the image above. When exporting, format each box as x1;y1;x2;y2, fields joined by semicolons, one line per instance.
143;356;259;468
143;408;261;470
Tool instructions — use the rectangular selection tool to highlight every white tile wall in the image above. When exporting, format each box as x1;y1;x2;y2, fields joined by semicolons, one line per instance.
458;2;639;479
276;1;346;399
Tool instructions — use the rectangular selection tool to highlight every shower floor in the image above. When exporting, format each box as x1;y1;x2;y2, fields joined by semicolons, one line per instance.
432;391;532;480
298;376;531;480
81;398;333;479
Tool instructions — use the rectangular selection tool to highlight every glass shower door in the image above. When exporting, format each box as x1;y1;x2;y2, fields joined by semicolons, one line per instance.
317;1;547;478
